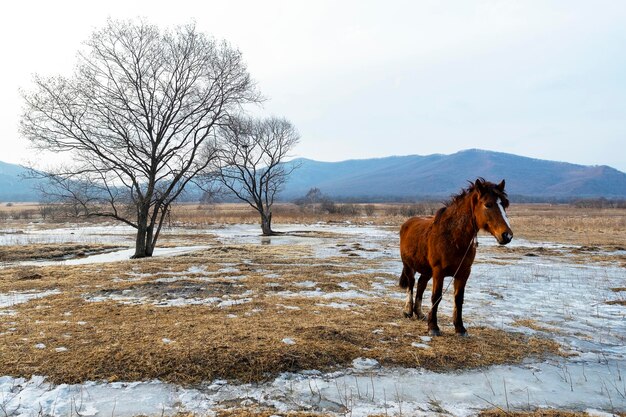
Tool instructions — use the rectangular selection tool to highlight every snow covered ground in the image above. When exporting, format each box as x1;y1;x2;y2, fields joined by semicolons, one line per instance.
1;223;625;416
16;245;212;267
0;224;137;246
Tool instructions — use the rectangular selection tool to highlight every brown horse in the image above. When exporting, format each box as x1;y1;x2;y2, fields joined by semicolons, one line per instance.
399;178;513;336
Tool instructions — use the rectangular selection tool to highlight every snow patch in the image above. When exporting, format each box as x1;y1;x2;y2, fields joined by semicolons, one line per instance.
277;304;301;311
12;246;210;267
314;302;357;309
217;298;252;308
294;280;317;288
0;289;61;308
352;357;380;370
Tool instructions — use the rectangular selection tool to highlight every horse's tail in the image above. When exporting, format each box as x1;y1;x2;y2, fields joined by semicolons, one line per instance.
399;264;414;289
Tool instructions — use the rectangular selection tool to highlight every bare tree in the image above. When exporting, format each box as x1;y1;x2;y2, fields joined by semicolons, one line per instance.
216;116;300;235
20;19;260;258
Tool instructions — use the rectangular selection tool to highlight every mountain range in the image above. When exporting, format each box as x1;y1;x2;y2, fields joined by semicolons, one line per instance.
2;149;625;202
281;149;626;200
0;161;40;202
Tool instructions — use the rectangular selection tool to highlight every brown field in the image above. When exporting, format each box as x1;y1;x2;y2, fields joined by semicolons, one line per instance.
0;202;40;212
165;202;626;248
2;201;626;248
0;202;624;415
0;243;122;262
0;240;560;385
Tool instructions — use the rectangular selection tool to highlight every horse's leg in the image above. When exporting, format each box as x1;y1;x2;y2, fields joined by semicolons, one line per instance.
428;268;444;336
413;274;431;320
400;264;415;318
453;269;471;336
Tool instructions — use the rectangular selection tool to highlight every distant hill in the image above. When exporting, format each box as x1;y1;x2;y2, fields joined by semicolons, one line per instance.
280;149;626;200
0;161;41;202
1;149;626;202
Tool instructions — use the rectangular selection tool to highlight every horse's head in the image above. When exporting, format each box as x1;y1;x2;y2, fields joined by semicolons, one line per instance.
472;178;513;245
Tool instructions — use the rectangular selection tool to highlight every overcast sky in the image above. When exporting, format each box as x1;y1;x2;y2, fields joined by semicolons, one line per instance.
2;0;625;171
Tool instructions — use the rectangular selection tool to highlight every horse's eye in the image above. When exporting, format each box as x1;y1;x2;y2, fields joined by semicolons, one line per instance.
485;203;494;209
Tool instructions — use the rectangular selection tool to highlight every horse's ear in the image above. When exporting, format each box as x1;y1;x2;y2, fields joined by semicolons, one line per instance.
497;179;506;192
474;178;486;195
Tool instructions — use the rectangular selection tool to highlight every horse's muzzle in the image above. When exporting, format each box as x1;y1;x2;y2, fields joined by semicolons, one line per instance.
499;232;513;245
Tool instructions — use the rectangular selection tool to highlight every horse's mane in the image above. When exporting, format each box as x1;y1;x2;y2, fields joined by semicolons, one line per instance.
434;178;509;223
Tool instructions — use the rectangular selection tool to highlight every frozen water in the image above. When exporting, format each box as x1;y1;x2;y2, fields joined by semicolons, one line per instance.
277;289;374;300
1;223;625;415
0;224;128;246
294;280;317;288
315;302;357;309
210;223;399;259
3;358;623;417
217;298;252;308
352;358;380;370
0;289;61;308
0;224;214;247
13;245;211;266
464;262;626;355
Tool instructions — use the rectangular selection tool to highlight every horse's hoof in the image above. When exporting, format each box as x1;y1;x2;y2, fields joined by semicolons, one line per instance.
429;329;442;337
456;331;469;337
403;311;413;319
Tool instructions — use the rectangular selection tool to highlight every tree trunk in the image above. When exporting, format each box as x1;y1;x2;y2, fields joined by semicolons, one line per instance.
132;209;151;258
260;211;273;236
145;225;155;257
133;230;148;259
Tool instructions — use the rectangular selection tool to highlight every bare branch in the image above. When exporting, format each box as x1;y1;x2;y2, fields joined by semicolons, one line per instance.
214;116;300;235
21;19;261;258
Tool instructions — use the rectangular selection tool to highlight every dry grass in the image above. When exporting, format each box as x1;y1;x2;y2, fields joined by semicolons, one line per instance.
188;202;626;267
0;241;560;385
215;409;623;417
607;288;626;306
3;202;619;390
479;410;593;417
2;202;625;249
139;407;617;417
0;243;123;262
214;410;329;417
474;244;626;268
480;410;626;417
168;203;382;227
506;205;626;247
0;202;40;212
165;203;626;249
511;319;563;334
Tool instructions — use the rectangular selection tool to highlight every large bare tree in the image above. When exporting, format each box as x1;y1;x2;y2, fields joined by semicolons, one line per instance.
21;19;259;258
216;116;300;235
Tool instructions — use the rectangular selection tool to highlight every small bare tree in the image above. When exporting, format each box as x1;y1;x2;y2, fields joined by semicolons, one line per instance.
216;116;300;235
21;19;259;258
